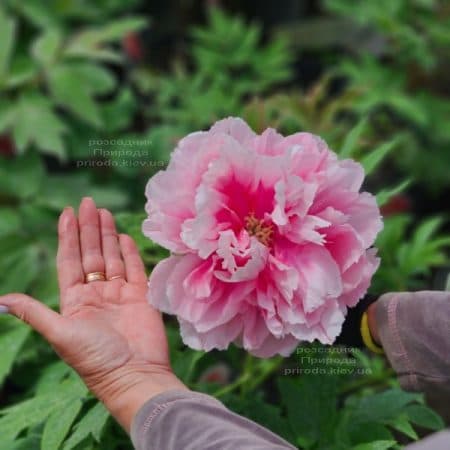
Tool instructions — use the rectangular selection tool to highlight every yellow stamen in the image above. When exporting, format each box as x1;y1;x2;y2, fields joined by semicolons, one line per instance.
244;211;274;246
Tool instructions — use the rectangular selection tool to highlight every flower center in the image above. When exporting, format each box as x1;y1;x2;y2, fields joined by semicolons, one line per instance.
244;212;274;246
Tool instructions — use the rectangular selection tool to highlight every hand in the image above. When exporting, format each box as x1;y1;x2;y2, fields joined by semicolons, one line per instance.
0;197;187;432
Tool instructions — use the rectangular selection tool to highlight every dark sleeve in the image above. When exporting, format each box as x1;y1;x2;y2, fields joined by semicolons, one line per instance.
374;291;450;423
130;389;297;450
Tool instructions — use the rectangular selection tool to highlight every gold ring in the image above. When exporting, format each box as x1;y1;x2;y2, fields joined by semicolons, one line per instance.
85;272;106;283
108;275;124;281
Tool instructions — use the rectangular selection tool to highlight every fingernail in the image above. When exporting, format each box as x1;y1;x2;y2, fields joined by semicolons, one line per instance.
0;305;10;314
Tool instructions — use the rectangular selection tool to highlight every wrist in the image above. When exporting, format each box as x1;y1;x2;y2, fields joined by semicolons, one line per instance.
88;364;188;433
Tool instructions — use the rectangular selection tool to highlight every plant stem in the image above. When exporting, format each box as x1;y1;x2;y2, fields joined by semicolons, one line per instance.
213;372;251;398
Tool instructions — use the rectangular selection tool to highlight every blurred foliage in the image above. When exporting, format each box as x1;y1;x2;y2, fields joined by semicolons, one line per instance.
0;1;449;449
133;7;292;163
323;0;450;191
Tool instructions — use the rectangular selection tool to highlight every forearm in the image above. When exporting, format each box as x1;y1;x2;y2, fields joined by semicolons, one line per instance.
130;389;296;450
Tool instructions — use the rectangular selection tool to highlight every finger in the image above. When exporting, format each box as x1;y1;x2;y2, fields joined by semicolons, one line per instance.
78;197;105;276
0;294;67;346
99;209;126;280
119;234;147;284
57;207;84;294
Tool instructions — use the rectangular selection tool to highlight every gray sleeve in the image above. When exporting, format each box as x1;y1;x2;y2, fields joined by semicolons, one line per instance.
374;291;450;422
130;389;296;450
405;429;450;450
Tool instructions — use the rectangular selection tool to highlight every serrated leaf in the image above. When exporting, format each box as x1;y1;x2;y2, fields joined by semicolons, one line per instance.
32;28;62;65
62;402;109;450
41;398;83;450
0;326;31;386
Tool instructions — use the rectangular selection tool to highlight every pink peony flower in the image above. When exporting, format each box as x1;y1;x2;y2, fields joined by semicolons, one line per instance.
143;118;383;357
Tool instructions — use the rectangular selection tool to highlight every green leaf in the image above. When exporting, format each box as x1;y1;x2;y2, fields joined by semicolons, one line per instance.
0;326;31;386
360;137;400;176
0;9;16;78
4;56;38;88
0;432;41;450
339;118;368;158
41;398;83;450
387;95;428;127
74;17;148;46
348;422;393;446
0;103;16;134
349;388;422;424
12;92;67;158
10;0;58;29
32;28;62;65
88;186;129;210
0;153;45;199
387;413;418;440
376;179;411;206
412;217;442;248
173;350;205;384
35;173;129;211
226;393;293;443
63;16;146;62
351;440;396;450
35;361;72;396
405;404;445;431
0;392;79;442
62;402;110;450
47;63;115;128
31;261;60;309
0;208;21;236
277;376;338;448
0;244;41;294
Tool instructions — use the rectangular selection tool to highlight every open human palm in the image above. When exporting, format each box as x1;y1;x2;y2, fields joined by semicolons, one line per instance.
0;197;186;431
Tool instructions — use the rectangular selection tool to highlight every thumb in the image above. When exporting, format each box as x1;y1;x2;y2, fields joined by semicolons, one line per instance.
0;293;66;345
